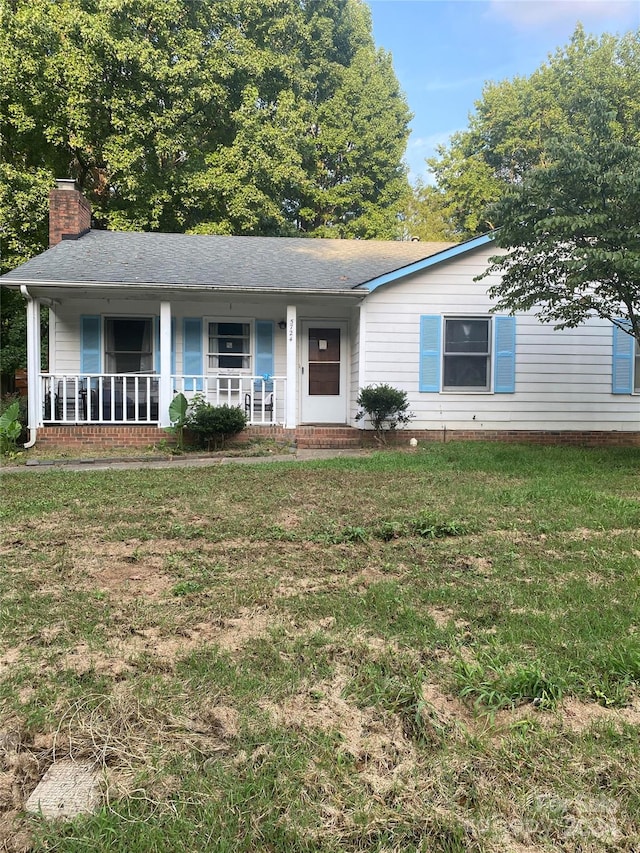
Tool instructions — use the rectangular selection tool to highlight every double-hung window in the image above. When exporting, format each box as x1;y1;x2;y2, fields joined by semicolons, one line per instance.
636;340;640;393
420;314;515;394
208;322;251;370
105;317;153;374
443;317;490;390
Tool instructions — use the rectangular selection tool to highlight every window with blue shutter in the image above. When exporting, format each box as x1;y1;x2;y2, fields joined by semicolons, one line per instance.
255;320;274;390
493;315;516;393
612;322;634;394
81;316;101;375
183;318;203;391
419;315;441;392
420;314;515;394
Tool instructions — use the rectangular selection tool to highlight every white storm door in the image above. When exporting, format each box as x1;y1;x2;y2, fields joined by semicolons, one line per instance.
301;322;348;423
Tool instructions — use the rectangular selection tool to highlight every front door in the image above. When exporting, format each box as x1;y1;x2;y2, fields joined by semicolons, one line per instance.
301;322;348;423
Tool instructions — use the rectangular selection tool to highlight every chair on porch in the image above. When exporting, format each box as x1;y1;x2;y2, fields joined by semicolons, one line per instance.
244;391;273;421
51;379;87;421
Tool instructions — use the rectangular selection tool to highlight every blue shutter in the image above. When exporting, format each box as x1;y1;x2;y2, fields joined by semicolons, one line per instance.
419;315;441;392
612;321;634;394
493;315;516;393
81;316;101;374
255;320;274;390
183;318;203;391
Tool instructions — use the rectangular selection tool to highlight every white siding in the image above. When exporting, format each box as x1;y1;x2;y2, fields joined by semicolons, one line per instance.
362;246;640;432
52;297;294;377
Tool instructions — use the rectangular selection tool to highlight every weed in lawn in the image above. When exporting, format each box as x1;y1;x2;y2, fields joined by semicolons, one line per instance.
171;580;203;597
454;659;563;710
411;512;472;539
377;520;409;541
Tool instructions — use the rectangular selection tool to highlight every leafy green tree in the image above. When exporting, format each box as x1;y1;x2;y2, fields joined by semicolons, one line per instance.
401;180;456;242
479;97;640;343
0;0;411;374
427;26;640;239
298;44;412;238
1;0;410;256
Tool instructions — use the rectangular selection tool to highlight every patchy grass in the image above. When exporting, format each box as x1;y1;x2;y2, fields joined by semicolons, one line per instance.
1;442;639;852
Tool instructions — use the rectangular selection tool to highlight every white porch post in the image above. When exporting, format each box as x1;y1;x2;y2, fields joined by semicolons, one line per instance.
357;302;367;398
158;301;172;427
23;288;41;432
285;305;297;429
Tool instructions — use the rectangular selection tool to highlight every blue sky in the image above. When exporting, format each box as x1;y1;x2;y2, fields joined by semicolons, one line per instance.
366;0;640;184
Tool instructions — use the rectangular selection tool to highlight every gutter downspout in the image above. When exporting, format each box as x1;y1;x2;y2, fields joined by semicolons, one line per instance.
20;285;40;448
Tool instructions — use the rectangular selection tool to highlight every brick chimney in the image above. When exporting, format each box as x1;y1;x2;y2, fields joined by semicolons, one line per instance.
49;178;92;247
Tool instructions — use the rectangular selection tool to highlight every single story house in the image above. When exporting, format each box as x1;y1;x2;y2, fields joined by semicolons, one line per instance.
2;179;638;449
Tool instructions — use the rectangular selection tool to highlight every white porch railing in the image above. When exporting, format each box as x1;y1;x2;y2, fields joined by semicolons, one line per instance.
40;373;286;426
172;375;286;426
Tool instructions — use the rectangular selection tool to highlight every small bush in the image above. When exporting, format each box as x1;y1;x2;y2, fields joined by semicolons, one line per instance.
355;383;414;445
188;401;247;450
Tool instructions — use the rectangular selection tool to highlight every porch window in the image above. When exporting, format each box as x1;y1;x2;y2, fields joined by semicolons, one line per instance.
105;318;153;373
208;322;251;370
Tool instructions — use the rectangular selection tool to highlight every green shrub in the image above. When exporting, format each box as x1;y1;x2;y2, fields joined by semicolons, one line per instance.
355;383;414;445
188;400;247;450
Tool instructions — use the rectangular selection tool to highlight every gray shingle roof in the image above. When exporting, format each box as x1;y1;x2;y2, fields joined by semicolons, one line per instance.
2;230;454;292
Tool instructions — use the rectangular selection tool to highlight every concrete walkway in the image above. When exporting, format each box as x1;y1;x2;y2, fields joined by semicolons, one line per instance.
1;447;373;474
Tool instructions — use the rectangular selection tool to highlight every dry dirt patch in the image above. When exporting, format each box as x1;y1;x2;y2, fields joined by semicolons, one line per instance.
260;672;420;795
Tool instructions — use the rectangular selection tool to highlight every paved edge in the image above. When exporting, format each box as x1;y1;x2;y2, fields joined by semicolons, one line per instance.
0;448;373;474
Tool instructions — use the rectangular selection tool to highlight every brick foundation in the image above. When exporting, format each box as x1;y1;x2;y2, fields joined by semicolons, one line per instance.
34;424;640;451
36;425;172;449
402;429;640;447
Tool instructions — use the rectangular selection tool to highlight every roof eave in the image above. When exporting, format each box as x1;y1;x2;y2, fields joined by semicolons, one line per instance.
2;279;366;298
355;233;496;292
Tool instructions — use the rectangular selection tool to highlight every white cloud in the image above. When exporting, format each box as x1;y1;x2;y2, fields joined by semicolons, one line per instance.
409;131;457;151
405;129;460;184
488;0;639;29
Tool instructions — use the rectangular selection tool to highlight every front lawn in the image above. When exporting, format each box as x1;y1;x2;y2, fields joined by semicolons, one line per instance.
1;443;639;851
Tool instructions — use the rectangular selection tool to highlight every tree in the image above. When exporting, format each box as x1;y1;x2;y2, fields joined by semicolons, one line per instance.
0;0;410;262
427;26;640;239
479;96;640;343
0;0;411;375
401;180;457;242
